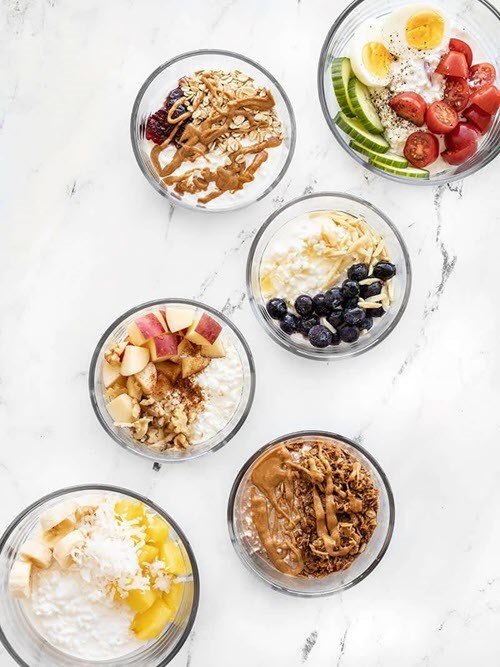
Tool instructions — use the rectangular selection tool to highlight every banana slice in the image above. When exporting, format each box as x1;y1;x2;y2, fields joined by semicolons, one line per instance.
40;500;78;533
43;518;76;546
53;529;85;568
19;540;52;569
9;560;32;598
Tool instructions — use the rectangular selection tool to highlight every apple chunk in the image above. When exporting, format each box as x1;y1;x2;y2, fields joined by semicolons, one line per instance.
155;361;181;384
181;355;210;379
102;361;122;387
120;345;150;376
148;333;179;362
201;338;226;359
165;306;195;333
134;362;157;394
185;313;222;346
106;393;135;423
128;312;166;346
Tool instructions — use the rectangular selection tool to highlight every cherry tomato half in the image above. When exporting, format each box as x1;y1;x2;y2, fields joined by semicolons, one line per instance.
449;39;473;67
470;85;500;115
389;92;427;126
444;122;479;152
436;51;469;78
469;63;497;91
463;104;492;134
404;131;440;168
444;77;470;112
442;142;477;165
425;100;458;134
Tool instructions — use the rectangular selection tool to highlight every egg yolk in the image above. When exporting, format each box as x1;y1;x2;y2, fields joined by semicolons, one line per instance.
362;42;394;78
406;11;444;50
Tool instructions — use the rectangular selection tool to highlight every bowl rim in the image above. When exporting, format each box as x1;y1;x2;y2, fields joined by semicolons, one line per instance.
227;430;396;597
130;48;296;212
246;191;412;360
88;298;256;462
317;0;500;186
0;484;200;667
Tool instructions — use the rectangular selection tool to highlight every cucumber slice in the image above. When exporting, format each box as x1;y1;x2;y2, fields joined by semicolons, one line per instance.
347;78;384;134
335;112;389;153
369;158;429;179
331;58;355;117
350;141;408;168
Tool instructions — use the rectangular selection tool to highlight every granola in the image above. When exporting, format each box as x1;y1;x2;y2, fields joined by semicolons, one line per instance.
146;69;284;204
248;438;379;577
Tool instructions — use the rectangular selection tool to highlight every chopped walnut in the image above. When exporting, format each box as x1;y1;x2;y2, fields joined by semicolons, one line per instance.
104;340;128;366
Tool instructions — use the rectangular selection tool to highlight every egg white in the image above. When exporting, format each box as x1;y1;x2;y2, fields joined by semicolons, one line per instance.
350;18;394;87
381;4;450;57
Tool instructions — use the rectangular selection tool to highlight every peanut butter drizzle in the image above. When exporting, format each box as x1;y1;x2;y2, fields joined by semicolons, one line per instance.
250;440;376;577
149;79;282;203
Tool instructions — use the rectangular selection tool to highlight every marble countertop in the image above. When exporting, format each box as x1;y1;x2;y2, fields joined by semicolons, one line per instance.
1;0;499;665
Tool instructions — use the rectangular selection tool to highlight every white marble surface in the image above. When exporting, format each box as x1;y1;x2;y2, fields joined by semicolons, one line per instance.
1;0;500;665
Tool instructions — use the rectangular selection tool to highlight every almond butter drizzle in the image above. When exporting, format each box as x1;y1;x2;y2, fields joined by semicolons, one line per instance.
149;72;283;204
249;440;379;578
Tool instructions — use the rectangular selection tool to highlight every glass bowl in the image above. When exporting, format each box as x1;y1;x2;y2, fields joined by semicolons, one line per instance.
89;299;256;462
0;485;199;666
318;0;500;185
131;49;296;212
246;192;411;360
227;431;395;597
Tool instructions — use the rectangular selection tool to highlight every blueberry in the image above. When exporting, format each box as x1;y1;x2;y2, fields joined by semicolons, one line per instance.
343;307;365;326
359;315;373;331
360;281;382;299
294;295;314;317
339;325;360;343
343;297;359;310
373;261;396;280
347;263;369;282
308;324;333;348
330;331;341;346
298;316;319;336
280;313;299;334
370;306;385;318
326;308;343;328
324;287;343;309
266;298;287;320
342;280;360;299
313;293;332;316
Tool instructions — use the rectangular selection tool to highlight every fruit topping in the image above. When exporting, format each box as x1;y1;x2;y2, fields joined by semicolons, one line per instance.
347;263;369;282
370;306;385;318
312;293;332;316
469;63;496;91
298;316;319;336
372;261;396;280
360;280;382;299
448;39;473;68
308;324;333;348
469;85;500;115
436;51;469;78
326;309;343;329
294;295;314;317
425;100;458;133
463;105;492;134
389;92;427;127
266;298;288;320
404;131;439;168
341;280;360;299
443;77;470;113
359;314;374;331
343;307;365;326
280;313;299;335
324;286;343;308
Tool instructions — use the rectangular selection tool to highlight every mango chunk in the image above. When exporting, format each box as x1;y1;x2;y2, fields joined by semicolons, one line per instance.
160;540;186;576
115;499;145;522
132;598;173;640
126;588;158;613
146;516;169;545
163;581;184;615
139;544;159;565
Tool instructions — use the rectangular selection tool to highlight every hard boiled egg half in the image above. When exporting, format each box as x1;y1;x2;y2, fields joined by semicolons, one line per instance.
350;19;395;87
381;4;450;57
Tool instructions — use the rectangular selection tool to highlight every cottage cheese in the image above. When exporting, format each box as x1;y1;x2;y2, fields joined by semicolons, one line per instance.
26;566;141;660
191;337;244;442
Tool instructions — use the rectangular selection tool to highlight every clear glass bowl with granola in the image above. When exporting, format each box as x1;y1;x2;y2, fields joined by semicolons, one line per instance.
228;431;395;596
247;192;411;360
131;50;296;212
89;299;255;461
